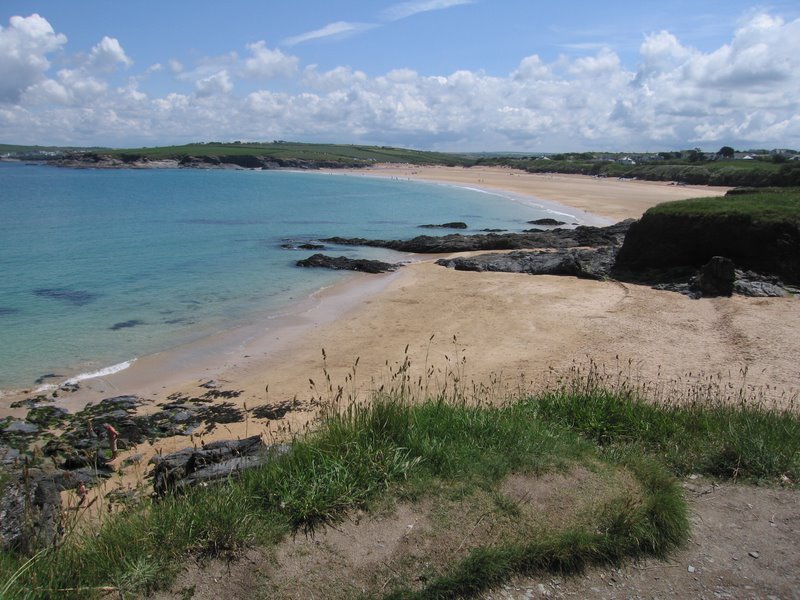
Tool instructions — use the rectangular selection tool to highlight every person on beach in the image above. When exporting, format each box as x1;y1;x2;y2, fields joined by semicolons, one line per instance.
103;423;119;459
76;481;88;506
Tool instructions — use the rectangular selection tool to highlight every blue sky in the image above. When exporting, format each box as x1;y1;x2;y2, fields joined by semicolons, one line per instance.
2;1;800;151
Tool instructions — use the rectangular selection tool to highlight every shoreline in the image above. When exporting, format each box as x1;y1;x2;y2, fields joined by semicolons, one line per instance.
5;167;798;429
322;164;726;222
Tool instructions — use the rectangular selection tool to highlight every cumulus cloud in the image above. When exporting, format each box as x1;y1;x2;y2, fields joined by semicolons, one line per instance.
195;70;233;97
88;36;132;71
3;11;800;151
241;41;298;78
0;13;66;103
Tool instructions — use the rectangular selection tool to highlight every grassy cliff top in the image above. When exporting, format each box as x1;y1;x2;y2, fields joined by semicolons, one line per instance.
106;141;473;165
647;188;800;225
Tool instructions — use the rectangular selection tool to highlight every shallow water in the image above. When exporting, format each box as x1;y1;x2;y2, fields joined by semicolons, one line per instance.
0;162;567;391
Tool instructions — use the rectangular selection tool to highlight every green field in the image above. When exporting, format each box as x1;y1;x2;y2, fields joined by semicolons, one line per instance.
648;188;800;225
108;141;474;166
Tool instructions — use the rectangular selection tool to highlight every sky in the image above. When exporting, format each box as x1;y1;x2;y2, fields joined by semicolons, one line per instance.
1;1;799;152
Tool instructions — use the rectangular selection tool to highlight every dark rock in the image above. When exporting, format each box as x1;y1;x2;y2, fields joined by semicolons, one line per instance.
297;254;399;274
1;447;21;465
528;218;566;226
692;256;735;297
110;319;144;331
32;288;99;306
1;470;63;552
149;435;287;495
437;246;618;280
34;373;62;385
324;220;632;254
25;406;69;427
734;280;790;297
281;241;325;250
480;229;507;232
615;212;800;285
3;420;39;434
418;222;468;229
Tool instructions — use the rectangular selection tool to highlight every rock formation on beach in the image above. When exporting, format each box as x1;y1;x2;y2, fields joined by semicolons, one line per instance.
324;220;633;254
296;254;400;273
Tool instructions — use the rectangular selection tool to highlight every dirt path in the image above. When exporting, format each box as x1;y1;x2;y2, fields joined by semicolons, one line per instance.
484;479;800;600
153;478;799;599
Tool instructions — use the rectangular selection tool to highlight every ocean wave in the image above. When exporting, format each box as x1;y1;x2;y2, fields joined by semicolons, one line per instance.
64;359;137;385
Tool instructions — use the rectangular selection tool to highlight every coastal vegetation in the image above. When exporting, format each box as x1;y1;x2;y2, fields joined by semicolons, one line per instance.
4;141;800;187
615;188;800;285
1;362;797;599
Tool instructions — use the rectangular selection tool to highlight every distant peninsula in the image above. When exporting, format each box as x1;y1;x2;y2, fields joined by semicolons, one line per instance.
3;141;800;187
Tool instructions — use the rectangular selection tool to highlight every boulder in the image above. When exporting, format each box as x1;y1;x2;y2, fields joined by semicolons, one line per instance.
296;254;399;274
0;470;62;553
437;246;617;280
150;435;288;495
528;218;566;226
418;222;468;229
692;256;735;297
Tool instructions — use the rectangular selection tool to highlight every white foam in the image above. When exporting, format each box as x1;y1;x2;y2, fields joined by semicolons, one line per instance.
32;383;58;394
64;359;136;385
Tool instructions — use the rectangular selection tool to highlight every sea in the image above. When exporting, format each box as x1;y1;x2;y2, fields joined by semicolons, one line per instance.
0;162;580;395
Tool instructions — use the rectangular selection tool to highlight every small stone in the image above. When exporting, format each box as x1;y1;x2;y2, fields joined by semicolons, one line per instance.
688;565;696;573
748;551;759;559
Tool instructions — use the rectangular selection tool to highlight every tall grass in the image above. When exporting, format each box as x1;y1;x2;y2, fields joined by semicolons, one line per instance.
534;361;800;483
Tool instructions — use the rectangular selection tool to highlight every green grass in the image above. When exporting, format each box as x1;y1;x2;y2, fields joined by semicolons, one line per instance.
103;141;473;166
645;189;800;225
475;156;800;187
2;380;798;599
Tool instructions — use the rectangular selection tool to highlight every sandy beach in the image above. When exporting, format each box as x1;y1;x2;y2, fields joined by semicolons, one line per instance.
6;166;799;458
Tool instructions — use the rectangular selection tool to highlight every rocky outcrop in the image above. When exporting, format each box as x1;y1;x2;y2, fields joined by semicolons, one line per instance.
437;247;617;280
296;254;400;273
150;436;289;496
51;153;367;171
528;218;566;226
615;212;800;285
0;469;62;553
325;220;633;254
418;222;468;229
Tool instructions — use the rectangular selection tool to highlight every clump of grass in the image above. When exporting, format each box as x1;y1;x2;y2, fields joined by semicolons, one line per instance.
533;362;800;484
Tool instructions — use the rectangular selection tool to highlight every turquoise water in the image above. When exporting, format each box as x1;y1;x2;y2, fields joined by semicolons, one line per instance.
0;162;566;391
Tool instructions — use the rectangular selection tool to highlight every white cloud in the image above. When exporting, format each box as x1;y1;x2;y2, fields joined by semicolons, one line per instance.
241;41;298;79
168;59;184;75
195;70;233;97
381;0;474;22
0;13;67;103
88;36;132;72
283;21;376;46
3;11;800;152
